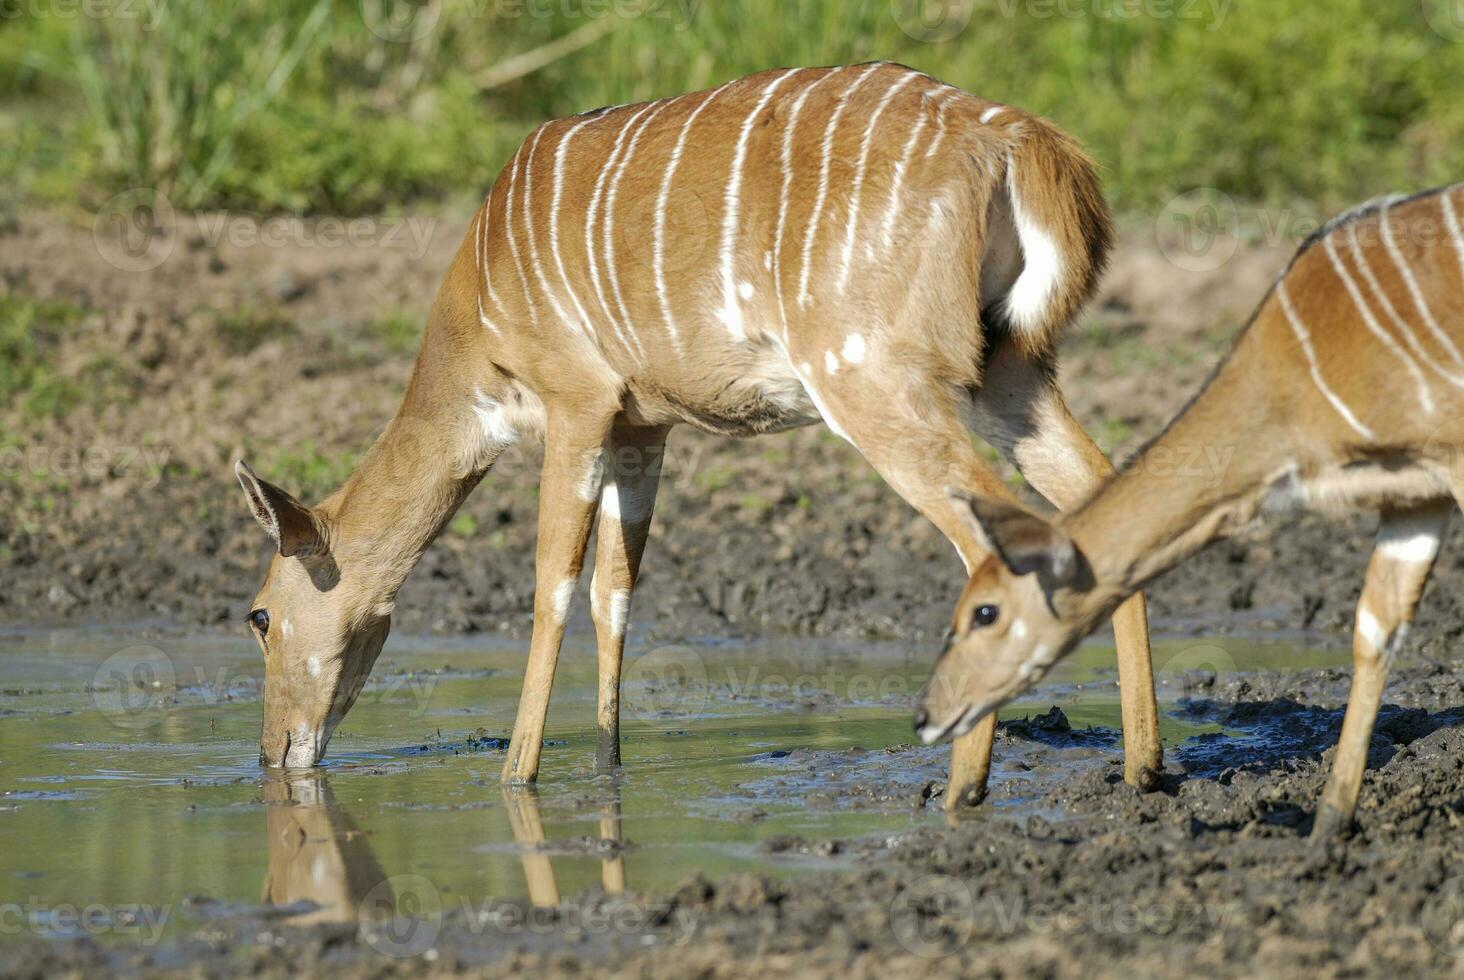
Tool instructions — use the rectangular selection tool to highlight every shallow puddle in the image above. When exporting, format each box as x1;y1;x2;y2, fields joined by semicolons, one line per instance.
0;624;1348;943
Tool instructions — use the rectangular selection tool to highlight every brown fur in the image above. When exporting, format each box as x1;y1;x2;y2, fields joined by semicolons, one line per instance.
923;184;1464;834
237;63;1158;806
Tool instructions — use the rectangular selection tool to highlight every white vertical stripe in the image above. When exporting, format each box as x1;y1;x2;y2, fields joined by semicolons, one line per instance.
878;90;933;252
1346;223;1464;388
836;72;915;293
1322;233;1433;413
479;188;508;320
773;68;844;339
1380;202;1464;367
798;63;881;309
1276;281;1374;441
549;116;603;343
718;69;800;341
604;99;676;362
585;101;659;359
522;125;587;343
502;142;539;327
1440;190;1464;294
924;91;959;159
654;80;737;355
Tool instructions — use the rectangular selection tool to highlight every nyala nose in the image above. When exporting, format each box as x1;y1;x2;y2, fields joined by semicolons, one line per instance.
912;706;929;733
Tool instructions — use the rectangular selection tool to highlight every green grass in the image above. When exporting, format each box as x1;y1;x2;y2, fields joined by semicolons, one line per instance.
2;1;1462;215
0;294;87;419
259;440;358;503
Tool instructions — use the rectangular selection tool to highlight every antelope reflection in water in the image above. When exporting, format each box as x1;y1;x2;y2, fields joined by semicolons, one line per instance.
260;772;627;921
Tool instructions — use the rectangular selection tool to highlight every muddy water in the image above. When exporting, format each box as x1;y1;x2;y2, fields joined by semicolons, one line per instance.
0;625;1347;943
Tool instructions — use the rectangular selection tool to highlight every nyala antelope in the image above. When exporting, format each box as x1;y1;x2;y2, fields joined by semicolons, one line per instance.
235;62;1161;807
920;184;1464;835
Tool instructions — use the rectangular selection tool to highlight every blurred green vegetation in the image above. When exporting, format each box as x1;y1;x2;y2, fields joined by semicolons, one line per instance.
0;294;86;418
1;0;1461;215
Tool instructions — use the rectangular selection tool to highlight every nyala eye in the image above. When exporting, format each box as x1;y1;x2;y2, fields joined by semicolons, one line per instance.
249;609;270;635
971;604;999;629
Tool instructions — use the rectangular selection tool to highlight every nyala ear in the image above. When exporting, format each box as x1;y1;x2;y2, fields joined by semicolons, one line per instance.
945;487;1080;586
235;460;329;559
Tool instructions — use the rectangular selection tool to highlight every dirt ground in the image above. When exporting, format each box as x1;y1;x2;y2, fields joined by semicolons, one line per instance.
4;209;1464;977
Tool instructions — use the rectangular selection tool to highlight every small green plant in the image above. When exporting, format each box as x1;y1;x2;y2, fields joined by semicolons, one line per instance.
261;441;356;503
0;294;87;418
366;312;423;357
448;512;478;538
216;306;296;353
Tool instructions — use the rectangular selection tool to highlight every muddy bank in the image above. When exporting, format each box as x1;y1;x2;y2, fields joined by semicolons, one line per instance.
6;210;1461;650
3;662;1461;978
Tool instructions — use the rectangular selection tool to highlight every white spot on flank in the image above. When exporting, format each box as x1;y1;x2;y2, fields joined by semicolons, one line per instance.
719;69;799;341
307;655;322;678
738;280;756;301
800;64;881;308
1003;152;1064;334
1275;282;1375;442
824;350;840;373
837;72;916;293
1356;607;1386;652
550;579;576;624
609;589;631;638
841;333;866;364
655;80;736;354
980;105;1004;124
763;250;773;271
